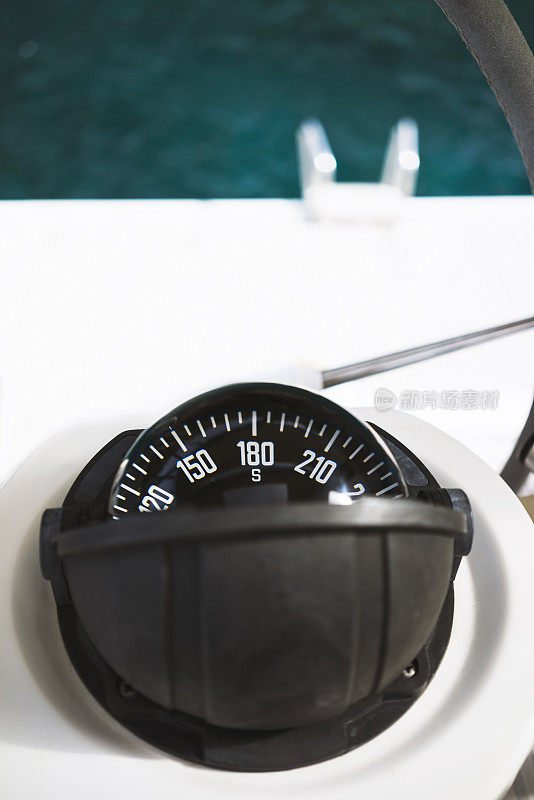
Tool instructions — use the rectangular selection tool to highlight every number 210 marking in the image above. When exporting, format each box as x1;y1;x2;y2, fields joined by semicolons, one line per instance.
294;450;337;484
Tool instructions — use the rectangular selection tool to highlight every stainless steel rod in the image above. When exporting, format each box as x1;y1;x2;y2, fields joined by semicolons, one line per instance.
321;316;534;388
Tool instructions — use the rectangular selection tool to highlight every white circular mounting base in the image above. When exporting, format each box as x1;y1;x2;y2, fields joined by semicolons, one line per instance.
1;408;533;800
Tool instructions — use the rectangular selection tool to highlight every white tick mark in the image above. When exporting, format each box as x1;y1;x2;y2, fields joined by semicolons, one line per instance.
349;445;364;460
324;430;340;452
170;429;188;452
367;461;384;475
121;483;140;496
376;482;399;496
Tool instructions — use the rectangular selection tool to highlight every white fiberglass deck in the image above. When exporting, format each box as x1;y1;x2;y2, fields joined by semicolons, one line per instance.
0;195;533;482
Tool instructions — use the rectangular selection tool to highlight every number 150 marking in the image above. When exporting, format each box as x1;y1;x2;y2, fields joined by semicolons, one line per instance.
176;449;217;483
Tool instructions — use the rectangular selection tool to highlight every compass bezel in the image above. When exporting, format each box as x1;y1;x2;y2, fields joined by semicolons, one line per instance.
108;382;409;518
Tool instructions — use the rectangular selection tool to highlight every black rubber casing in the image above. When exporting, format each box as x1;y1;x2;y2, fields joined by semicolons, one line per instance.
40;424;471;771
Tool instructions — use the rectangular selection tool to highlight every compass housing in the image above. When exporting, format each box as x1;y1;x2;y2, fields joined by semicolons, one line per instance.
40;384;471;770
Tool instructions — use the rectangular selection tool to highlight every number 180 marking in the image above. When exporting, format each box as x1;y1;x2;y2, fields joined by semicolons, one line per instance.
237;440;275;466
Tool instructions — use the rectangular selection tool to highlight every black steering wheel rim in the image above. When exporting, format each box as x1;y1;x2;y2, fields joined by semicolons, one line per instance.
433;0;534;192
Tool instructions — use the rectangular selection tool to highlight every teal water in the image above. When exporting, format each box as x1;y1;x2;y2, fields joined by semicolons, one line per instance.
1;0;533;199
